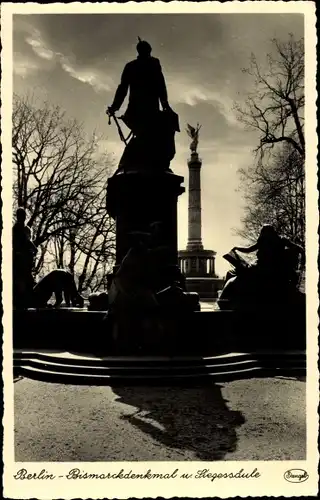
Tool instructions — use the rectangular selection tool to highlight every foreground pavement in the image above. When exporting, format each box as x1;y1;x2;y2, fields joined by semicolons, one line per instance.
14;376;305;461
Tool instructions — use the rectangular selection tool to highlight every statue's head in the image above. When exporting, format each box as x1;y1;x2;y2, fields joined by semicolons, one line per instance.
16;207;26;223
136;38;152;57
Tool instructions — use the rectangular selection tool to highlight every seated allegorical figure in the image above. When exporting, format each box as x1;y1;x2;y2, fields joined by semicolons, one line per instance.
108;231;159;315
32;269;84;308
106;231;162;352
232;224;304;289
218;224;304;309
218;224;305;311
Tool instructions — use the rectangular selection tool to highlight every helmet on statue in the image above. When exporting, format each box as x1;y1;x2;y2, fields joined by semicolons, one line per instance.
136;37;152;56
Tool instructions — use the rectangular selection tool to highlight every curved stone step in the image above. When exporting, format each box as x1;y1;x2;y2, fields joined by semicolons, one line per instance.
13;349;306;385
15;364;306;386
13;349;305;366
13;353;306;375
13;350;254;366
14;358;262;376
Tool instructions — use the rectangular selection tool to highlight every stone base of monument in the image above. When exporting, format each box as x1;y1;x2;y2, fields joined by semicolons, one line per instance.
108;312;203;356
13;302;306;357
13;304;306;384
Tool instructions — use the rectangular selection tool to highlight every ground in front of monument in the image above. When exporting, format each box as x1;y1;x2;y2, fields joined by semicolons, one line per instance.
14;375;305;461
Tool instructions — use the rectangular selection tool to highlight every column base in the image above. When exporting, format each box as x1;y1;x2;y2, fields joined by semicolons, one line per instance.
186;241;204;251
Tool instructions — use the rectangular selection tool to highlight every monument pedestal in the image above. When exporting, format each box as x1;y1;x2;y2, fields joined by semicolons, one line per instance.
107;169;185;283
106;168;202;353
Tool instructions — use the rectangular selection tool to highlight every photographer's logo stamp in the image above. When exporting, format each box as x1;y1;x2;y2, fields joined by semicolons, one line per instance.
284;469;309;483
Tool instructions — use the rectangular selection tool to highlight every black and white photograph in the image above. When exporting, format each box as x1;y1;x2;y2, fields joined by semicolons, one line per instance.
2;2;318;499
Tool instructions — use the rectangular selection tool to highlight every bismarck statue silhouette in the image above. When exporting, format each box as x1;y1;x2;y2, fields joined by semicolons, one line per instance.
104;40;197;346
107;38;180;172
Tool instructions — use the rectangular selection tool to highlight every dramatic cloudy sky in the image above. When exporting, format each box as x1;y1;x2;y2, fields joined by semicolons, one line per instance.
12;11;304;275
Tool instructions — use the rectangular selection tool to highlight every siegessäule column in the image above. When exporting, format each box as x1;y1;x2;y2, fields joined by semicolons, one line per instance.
187;151;203;250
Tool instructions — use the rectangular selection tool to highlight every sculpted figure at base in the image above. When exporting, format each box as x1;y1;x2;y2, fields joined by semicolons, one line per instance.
13;207;37;308
13;208;85;309
107;39;180;171
218;224;305;311
106;231;162;353
32;269;84;308
109;231;159;313
105;223;198;352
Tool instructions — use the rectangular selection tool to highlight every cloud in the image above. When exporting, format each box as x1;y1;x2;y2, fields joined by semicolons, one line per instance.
173;85;213;107
60;58;113;93
25;29;56;61
13;24;55;77
168;79;240;128
20;26;114;94
13;56;39;77
25;35;55;60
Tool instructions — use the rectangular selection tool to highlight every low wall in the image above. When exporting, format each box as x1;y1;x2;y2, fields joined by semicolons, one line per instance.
13;306;306;355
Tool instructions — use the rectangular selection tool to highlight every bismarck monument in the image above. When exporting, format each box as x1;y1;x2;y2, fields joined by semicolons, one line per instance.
178;125;224;299
105;39;199;351
106;39;185;285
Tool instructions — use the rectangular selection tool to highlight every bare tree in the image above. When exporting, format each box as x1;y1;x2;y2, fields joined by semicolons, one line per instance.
237;144;305;245
234;35;305;245
235;34;304;160
59;187;116;294
12;93;116;287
